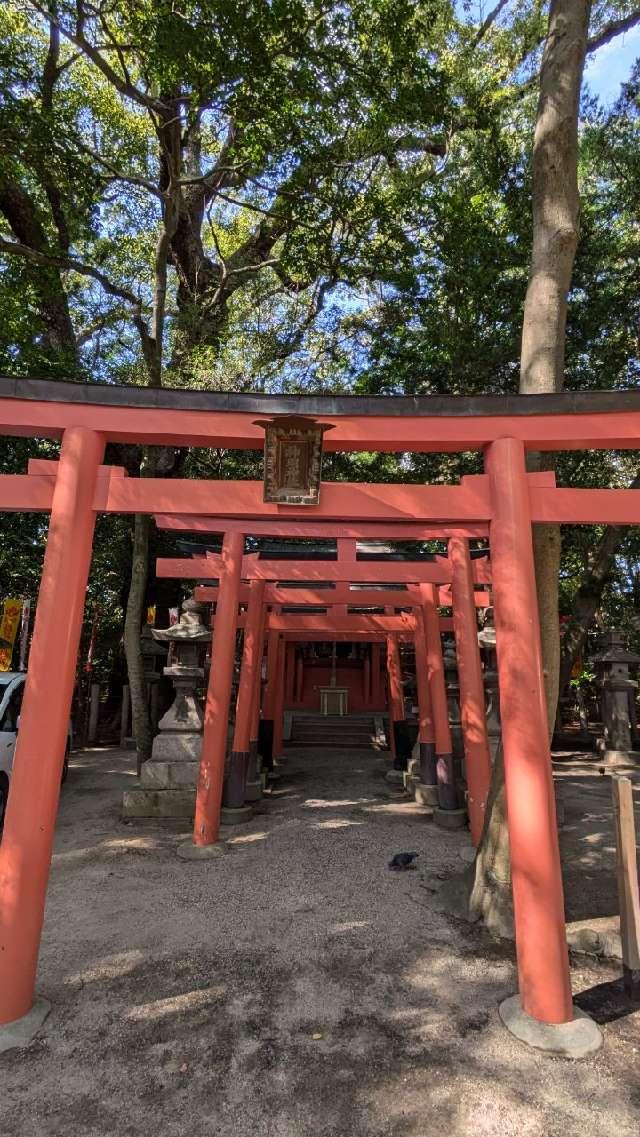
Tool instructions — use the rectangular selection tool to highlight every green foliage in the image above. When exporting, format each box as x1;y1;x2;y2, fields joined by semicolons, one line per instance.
1;1;640;680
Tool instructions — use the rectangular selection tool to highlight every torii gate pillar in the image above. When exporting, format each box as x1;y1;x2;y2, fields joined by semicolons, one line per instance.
0;427;104;1029
413;607;437;801
386;634;406;770
486;438;600;1052
449;537;492;845
223;579;265;820
179;530;243;858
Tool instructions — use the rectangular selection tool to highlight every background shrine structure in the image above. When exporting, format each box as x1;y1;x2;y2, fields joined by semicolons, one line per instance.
2;377;640;1053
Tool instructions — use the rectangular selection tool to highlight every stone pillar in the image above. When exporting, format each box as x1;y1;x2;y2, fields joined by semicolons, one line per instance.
123;597;210;821
594;630;640;765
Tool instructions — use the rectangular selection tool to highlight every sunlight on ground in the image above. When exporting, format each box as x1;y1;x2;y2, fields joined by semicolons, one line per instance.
363;801;426;816
312;818;365;830
303;797;376;808
329;920;371;933
127;985;226;1021
226;830;269;845
53;835;163;863
68;950;147;984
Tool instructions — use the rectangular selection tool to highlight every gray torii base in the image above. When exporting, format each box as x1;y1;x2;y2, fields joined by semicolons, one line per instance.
176;840;225;861
0;997;51;1054
499;995;603;1058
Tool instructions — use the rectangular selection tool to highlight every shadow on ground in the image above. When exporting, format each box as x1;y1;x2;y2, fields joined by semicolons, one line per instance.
2;746;639;1137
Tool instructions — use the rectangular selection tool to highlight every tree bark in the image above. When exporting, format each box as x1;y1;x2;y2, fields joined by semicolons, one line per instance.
123;512;153;773
447;0;591;935
520;0;591;731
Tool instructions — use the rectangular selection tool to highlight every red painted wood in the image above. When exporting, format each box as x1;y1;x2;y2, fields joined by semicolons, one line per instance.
413;607;435;745
386;634;404;721
486;437;572;1024
233;579;265;753
263;630;279;718
194;530;243;846
157;515;489;540
272;638;286;759
0;427;105;1025
418;583;452;756
291;658;379;712
261;614;416;634
195;583;490;609
250;607;266;743
103;477;493;521
160;555;491;585
3;392;640;450
4;465;639;526
529;487;640;525
449;536;492;845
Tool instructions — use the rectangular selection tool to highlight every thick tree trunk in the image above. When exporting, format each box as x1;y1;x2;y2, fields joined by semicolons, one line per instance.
447;0;591;935
123;512;153;773
520;0;590;730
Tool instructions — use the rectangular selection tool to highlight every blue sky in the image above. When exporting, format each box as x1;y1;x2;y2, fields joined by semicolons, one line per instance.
585;26;640;102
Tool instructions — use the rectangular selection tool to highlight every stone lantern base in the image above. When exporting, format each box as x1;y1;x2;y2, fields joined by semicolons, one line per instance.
123;671;203;821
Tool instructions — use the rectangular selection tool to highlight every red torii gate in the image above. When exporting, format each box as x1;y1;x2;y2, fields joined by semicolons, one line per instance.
2;378;635;1052
158;544;493;831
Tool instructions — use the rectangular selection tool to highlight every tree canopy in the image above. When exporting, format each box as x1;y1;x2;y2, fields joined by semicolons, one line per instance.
1;0;640;684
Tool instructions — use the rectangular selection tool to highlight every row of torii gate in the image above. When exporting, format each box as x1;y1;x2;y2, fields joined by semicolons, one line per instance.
1;377;639;1052
157;542;492;826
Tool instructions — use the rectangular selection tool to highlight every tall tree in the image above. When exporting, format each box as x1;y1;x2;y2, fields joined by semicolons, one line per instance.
448;0;594;935
520;0;591;725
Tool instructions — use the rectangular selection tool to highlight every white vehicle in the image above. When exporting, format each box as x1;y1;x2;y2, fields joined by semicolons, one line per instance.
0;672;71;831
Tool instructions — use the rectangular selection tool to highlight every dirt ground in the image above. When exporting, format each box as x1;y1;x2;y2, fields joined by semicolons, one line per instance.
2;744;640;1137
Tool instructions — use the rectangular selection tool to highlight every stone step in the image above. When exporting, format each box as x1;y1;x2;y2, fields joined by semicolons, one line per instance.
288;715;377;748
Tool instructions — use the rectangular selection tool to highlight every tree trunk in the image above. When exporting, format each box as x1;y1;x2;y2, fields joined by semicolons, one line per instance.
444;0;591;934
123;512;152;773
520;0;590;730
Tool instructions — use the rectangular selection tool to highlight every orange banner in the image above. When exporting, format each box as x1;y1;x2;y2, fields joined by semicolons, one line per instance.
0;599;22;672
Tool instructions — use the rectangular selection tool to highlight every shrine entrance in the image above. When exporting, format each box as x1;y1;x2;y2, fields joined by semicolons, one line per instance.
2;377;638;1054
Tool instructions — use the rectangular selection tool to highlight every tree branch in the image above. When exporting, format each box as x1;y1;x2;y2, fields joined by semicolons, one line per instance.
28;0;167;113
586;9;640;54
0;236;145;310
470;0;511;50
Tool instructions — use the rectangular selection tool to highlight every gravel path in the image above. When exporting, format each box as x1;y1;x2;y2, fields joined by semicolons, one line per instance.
2;744;639;1137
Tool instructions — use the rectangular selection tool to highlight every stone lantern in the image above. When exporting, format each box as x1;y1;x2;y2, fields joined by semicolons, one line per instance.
140;624;167;732
123;595;211;820
593;629;640;765
478;607;501;763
